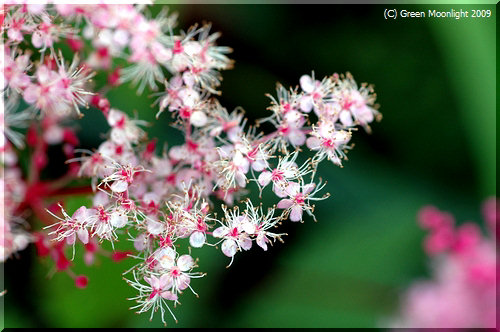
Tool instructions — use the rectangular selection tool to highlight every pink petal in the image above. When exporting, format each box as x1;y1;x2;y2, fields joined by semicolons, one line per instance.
288;129;306;147
221;239;237;257
66;232;76;245
159;274;173;290
273;183;288;198
339;110;353;127
300;95;313;113
72;206;88;223
213;226;228;238
286;182;300;197
239;234;253;251
258;171;272;187
277;199;293;209
290;205;303;222
77;229;89;244
256;234;268;251
177;274;191;290
303;183;316;195
306;137;321;150
160;290;177;301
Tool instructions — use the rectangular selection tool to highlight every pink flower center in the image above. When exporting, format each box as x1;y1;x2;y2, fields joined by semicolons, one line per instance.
197;217;207;232
322;138;336;148
115;145;123;155
159;235;173;248
281;102;291;114
171;267;181;277
342;99;354;110
91;153;103;164
173;40;184;54
149;288;160;300
278;125;290;135
179;107;192;119
271;169;284;182
312;92;322;100
120;169;133;183
230;227;239;238
294;193;305;205
186;140;198;152
115;116;126;129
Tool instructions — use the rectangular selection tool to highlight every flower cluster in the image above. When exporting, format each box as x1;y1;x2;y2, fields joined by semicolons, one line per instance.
1;3;381;325
390;198;498;328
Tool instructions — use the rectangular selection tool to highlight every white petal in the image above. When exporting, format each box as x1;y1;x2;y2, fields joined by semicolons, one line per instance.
235;172;247;188
32;32;43;48
161;290;177;301
147;219;164;235
107;109;126;127
213;226;228;238
150;275;160;289
221;239;237;257
353;105;374;124
177;255;194;272
134;233;147;251
189;231;206;248
251;159;267;172
333;131;351;145
155;247;176;269
288;129;306;147
110;180;128;193
151;42;172;63
284;110;302;124
190;111;207;127
184;41;202;56
43;125;64;145
241;222;256;235
300;75;314;93
110;211;128;228
306;137;321;150
273;183;288;198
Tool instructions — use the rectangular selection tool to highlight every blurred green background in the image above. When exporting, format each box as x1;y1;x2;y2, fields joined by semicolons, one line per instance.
3;4;495;328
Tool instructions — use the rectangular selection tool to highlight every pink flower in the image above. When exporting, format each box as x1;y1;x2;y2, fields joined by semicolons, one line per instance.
306;121;352;166
298;73;333;113
213;210;254;259
144;274;176;301
392;201;497;328
277;181;316;222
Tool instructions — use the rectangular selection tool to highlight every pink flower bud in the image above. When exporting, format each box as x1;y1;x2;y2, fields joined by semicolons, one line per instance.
112;251;131;262
75;275;89;289
66;37;83;52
